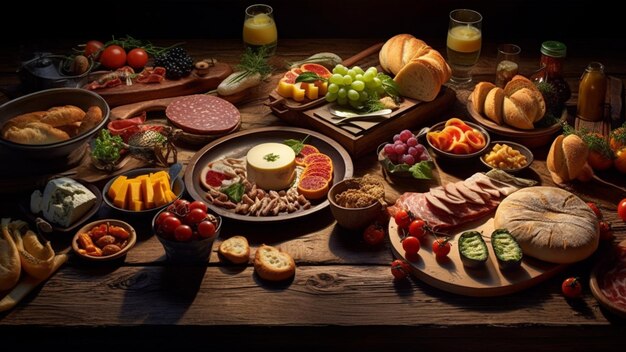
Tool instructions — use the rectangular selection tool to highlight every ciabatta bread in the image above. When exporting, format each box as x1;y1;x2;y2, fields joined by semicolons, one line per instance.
219;236;250;264
379;34;451;102
494;186;599;264
254;244;295;281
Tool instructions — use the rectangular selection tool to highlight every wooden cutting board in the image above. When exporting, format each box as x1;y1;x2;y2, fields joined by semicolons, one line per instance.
388;216;566;297
268;43;456;157
87;62;233;107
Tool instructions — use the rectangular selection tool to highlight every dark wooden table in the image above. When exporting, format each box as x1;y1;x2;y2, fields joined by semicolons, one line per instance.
1;39;625;351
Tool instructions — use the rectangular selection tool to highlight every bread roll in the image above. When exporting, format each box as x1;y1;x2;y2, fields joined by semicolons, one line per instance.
2;122;70;145
40;105;85;127
503;92;535;130
76;106;104;135
547;134;589;184
0;219;21;291
254;244;295;281
1;111;46;132
484;87;504;125
219;236;250;264
379;34;451;102
471;82;495;114
494;186;599;264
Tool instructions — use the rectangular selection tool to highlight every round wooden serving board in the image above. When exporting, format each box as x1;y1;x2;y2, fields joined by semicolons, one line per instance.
589;239;626;319
389;215;567;297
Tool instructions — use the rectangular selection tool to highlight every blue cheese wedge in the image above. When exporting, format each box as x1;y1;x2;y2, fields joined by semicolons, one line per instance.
246;143;296;191
31;177;97;227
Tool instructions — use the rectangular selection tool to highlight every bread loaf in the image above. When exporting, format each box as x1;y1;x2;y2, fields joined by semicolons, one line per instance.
2;122;70;145
546;134;590;184
494;186;599;264
471;82;495;114
379;34;451;102
471;75;547;129
254;244;295;281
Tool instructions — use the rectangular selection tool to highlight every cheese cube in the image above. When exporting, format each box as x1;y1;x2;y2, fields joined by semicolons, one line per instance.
152;180;167;207
108;176;128;200
129;200;144;211
37;177;97;227
127;181;142;208
113;180;129;209
140;177;155;209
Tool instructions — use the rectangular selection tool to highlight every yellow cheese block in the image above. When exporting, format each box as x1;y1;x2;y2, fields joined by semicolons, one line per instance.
108;176;128;200
150;171;170;182
303;82;319;100
140;178;155;209
130;200;144;211
113;179;129;209
152;180;167;207
246;143;296;191
291;82;306;102
127;181;142;205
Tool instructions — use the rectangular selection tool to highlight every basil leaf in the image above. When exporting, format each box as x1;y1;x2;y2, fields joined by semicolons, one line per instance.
284;135;309;155
295;72;325;83
377;73;400;101
221;182;245;203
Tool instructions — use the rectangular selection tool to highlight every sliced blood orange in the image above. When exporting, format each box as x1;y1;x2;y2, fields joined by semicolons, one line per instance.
290;68;303;75
281;70;299;84
300;63;332;78
297;175;330;200
303;152;332;166
302;167;333;181
444;117;472;132
295;144;319;166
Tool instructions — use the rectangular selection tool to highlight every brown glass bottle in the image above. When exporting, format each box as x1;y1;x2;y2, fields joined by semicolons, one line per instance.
577;62;607;121
531;41;571;109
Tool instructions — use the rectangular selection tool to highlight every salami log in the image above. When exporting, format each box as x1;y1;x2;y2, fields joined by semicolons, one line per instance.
165;95;240;135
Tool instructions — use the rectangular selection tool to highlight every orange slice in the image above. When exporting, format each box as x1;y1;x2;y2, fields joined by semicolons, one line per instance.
445;117;473;132
449;140;472;154
303;152;332;166
297;175;330;200
441;125;466;143
295;144;320;166
465;130;486;151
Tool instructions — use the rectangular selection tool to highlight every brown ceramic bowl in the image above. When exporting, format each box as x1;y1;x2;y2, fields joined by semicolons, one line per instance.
480;140;534;173
72;219;137;261
0;88;109;159
425;120;490;160
328;178;383;231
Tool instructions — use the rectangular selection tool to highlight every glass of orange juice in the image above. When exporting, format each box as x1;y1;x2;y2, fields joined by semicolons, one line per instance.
446;9;482;85
243;4;277;56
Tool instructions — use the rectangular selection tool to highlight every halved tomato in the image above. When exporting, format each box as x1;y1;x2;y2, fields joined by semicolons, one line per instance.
465;130;486;151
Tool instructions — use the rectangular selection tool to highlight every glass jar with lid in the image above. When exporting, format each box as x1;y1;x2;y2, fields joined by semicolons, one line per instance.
577;62;607;121
530;41;571;112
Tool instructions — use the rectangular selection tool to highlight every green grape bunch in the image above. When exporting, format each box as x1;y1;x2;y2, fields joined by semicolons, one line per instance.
325;64;398;111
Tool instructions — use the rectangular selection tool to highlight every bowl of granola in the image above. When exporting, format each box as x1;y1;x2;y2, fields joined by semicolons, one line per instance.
327;175;386;230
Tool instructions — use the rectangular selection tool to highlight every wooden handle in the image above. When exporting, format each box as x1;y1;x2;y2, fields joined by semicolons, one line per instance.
110;97;178;120
342;42;384;67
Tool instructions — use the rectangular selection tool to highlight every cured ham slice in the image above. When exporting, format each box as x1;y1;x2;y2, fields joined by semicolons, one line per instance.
389;172;533;231
599;245;626;309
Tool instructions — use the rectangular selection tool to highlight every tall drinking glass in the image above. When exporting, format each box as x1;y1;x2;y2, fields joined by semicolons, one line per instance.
243;4;277;56
446;9;482;85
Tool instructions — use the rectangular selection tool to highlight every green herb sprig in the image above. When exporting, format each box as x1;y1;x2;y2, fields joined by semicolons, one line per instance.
91;129;123;162
228;46;273;85
284;135;310;155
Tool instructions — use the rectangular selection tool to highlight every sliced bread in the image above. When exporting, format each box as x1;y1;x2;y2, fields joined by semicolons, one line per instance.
471;82;496;114
219;235;250;264
394;59;442;102
484;87;505;125
254;244;296;281
503;96;535;129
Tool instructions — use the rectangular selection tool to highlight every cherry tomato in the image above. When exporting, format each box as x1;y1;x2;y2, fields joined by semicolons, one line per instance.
126;48;148;69
394;209;411;229
391;259;410;280
169;199;191;216
189;200;208;213
618;198;626;222
197;220;216;239
84;40;104;59
402;236;420;254
174;224;193;242
561;277;582;299
408;219;426;238
161;216;182;235
586;202;602;219
156;211;174;226
432;237;451;257
100;45;127;69
599;221;614;241
363;223;385;246
615;147;626;174
184;208;207;225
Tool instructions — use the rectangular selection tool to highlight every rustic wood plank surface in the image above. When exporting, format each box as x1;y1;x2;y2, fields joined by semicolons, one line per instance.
1;38;625;350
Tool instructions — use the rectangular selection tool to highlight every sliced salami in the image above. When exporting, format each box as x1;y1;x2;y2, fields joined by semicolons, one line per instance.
166;95;240;135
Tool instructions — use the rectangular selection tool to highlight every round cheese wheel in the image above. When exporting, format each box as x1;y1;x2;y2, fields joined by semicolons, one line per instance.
493;186;599;264
246;143;296;191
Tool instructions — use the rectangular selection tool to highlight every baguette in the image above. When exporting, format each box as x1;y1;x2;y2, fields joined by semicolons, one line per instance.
2;122;70;145
253;244;295;281
218;236;250;264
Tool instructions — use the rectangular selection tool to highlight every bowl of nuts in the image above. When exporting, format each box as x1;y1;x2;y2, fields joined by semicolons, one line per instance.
152;198;221;263
480;141;533;173
72;219;137;261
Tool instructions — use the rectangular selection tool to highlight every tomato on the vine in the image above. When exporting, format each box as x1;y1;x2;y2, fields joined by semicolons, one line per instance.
100;45;127;69
127;48;148;69
363;223;385;246
394;209;411;229
586;202;602;218
618;198;626;222
84;40;104;59
391;259;410;280
402;236;420;254
432;237;451;257
408;219;426;238
561;277;582;299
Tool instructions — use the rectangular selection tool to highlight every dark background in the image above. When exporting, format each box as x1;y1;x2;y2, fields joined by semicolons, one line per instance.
3;0;622;53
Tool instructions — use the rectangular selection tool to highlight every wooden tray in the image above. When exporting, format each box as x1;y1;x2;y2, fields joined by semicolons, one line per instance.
388;215;566;297
86;63;232;107
269;43;456;157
